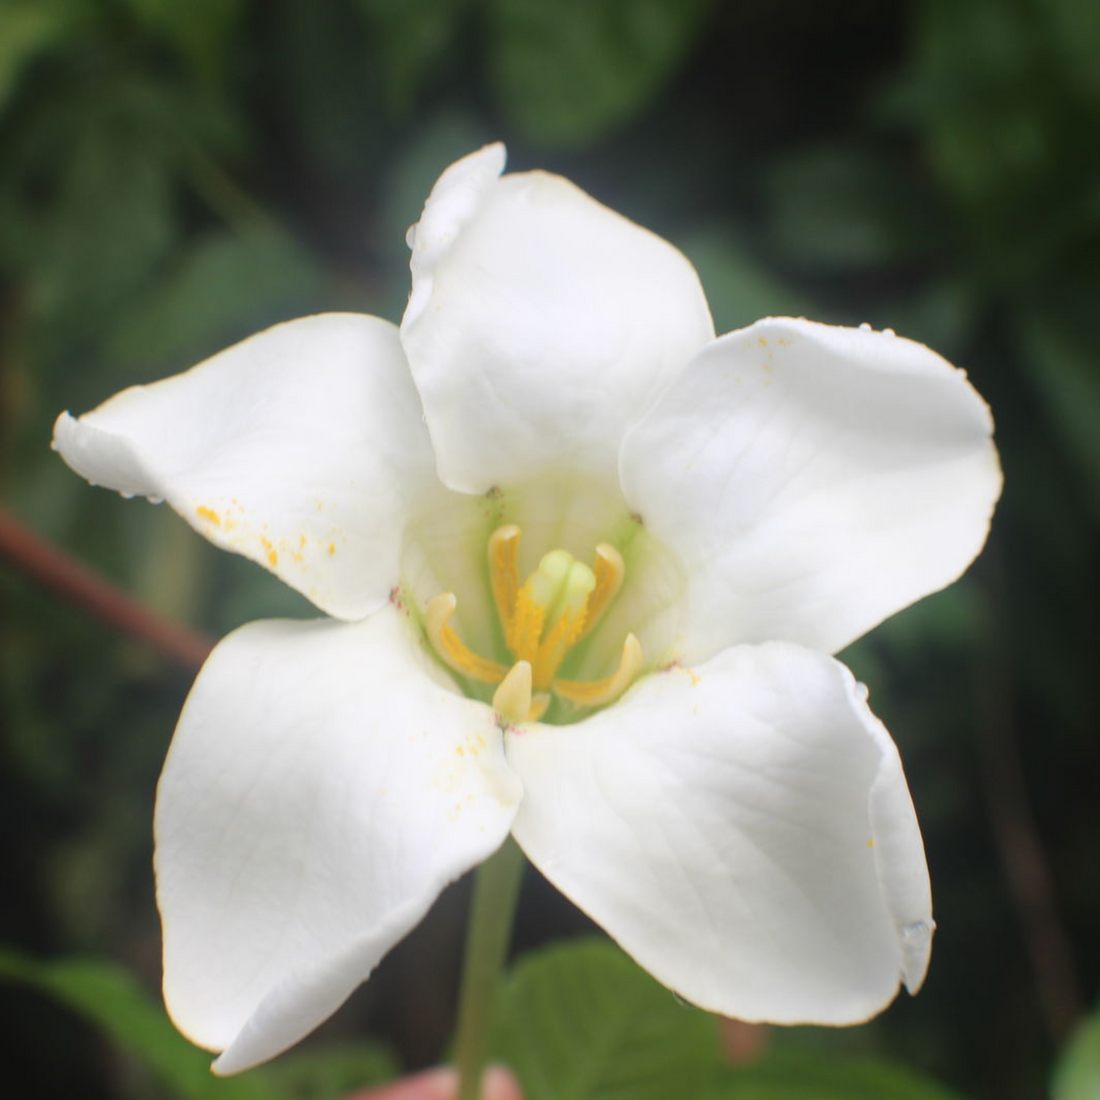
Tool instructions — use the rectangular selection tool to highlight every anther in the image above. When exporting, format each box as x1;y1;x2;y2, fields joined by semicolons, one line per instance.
488;524;521;647
575;543;624;641
427;525;641;716
554;633;644;707
425;593;508;684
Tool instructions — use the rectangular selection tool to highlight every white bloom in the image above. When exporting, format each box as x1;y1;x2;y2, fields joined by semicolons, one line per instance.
53;144;1001;1075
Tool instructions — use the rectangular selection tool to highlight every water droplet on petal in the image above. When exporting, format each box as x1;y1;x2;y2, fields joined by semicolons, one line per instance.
859;322;872;331
883;327;896;337
901;919;935;942
405;223;418;249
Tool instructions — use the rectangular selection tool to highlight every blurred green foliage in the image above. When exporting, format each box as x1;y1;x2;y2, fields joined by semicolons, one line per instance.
0;948;395;1099
1;0;1098;1098
1054;1004;1100;1100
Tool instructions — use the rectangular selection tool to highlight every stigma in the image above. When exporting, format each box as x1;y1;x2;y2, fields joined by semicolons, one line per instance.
424;524;642;723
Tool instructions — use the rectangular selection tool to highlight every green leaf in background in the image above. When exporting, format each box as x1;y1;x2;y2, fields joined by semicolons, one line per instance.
106;227;327;379
0;947;397;1100
263;1041;397;1100
26;95;178;376
0;947;266;1100
1043;0;1100;108
357;0;468;115
1015;294;1100;521
490;0;710;147
706;1049;968;1100
678;230;814;335
1053;1006;1100;1100
765;148;937;272
273;0;385;175
490;937;723;1100
0;0;77;119
122;0;251;86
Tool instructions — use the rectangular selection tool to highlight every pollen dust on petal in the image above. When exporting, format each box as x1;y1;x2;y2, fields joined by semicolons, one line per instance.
260;535;278;567
195;505;221;527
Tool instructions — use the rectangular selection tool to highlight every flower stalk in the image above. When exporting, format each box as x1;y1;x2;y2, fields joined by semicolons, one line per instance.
454;837;525;1100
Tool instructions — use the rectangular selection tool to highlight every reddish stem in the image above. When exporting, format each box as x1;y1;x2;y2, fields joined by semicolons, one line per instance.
0;505;214;671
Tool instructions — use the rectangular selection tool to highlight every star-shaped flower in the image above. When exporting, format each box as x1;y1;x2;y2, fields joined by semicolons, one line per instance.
53;144;1001;1075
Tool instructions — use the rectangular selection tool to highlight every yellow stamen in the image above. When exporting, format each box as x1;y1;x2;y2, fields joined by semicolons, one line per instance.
425;593;508;684
532;608;586;690
510;584;546;662
424;525;641;716
493;661;533;724
575;543;624;641
554;634;644;707
488;524;521;643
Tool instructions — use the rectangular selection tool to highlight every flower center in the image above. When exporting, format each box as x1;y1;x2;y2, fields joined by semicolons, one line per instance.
425;524;643;723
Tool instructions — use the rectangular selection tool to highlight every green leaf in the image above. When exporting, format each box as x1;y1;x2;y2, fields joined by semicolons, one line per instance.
490;937;722;1100
263;1041;397;1100
19;82;181;377
677;230;814;335
706;1050;968;1100
765;148;937;272
0;0;77;118
1044;0;1100;108
490;0;711;147
1053;1008;1100;1100
122;0;250;84
273;0;384;175
0;948;266;1100
106;227;327;377
1015;296;1100;519
357;0;468;114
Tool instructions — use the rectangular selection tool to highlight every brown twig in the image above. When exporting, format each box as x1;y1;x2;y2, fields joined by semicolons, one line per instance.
0;504;214;671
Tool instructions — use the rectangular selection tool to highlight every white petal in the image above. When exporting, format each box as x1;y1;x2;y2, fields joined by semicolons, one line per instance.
507;643;933;1024
620;318;1001;658
53;314;442;621
400;145;714;493
154;606;521;1073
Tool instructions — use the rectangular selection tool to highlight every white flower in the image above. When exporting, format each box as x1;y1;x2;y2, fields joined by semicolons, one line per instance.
53;144;1001;1075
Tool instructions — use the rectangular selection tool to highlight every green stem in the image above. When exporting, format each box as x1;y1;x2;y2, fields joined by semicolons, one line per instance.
454;837;525;1100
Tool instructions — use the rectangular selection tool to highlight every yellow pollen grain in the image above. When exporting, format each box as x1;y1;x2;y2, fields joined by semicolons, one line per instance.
757;336;768;346
328;542;336;555
867;838;875;849
261;536;278;566
196;505;221;526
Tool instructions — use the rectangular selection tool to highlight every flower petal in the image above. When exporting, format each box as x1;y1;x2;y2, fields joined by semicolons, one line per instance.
507;643;933;1024
154;606;521;1073
619;317;1001;659
53;314;441;621
401;144;714;493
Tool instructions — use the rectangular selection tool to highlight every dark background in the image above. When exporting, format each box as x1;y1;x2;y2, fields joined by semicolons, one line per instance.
1;1;1098;1097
